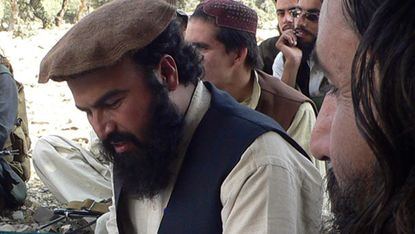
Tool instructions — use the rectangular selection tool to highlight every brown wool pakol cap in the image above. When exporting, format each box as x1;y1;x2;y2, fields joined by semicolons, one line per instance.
38;0;176;83
199;0;257;35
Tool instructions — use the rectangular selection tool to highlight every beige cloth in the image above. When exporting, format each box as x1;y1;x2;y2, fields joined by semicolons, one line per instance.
33;134;112;203
243;71;326;175
242;71;315;154
106;81;323;234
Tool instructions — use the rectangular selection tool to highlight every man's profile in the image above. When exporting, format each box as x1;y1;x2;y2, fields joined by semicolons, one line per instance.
311;0;415;232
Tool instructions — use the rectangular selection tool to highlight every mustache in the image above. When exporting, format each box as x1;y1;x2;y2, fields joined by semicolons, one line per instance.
294;27;313;36
102;131;145;151
282;24;294;31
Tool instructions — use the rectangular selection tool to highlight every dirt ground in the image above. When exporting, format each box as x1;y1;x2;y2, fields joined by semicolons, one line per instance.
0;26;94;232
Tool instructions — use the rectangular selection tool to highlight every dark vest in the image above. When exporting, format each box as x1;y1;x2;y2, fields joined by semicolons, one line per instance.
114;82;309;233
258;36;280;75
256;69;317;130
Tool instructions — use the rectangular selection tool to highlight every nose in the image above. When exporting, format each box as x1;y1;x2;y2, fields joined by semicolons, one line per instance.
294;14;306;28
88;110;116;141
284;12;294;24
281;12;294;29
310;95;336;161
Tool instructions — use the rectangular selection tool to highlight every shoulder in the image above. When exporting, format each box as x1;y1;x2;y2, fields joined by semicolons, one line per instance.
0;71;16;92
245;132;315;169
288;102;317;134
295;102;318;119
220;131;323;233
221;131;322;200
258;36;279;49
257;70;312;105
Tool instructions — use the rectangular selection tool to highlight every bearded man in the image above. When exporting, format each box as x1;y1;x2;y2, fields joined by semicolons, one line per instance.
272;0;328;110
311;0;415;232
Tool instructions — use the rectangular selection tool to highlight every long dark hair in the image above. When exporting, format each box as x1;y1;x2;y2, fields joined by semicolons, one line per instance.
344;0;415;232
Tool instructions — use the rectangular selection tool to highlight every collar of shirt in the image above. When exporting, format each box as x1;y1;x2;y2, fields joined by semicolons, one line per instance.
240;70;261;110
307;53;326;97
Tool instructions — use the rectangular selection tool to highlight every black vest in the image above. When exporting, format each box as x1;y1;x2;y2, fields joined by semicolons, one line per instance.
114;82;309;233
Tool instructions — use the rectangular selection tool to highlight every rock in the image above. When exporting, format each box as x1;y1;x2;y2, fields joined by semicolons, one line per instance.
61;224;71;233
12;211;24;220
14;224;32;232
0;224;15;232
33;207;54;224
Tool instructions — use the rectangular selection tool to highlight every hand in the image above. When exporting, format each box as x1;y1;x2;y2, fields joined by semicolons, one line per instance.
275;29;303;65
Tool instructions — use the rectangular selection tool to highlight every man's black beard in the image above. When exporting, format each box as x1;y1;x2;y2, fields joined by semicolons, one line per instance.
101;77;185;200
295;27;316;59
323;166;380;233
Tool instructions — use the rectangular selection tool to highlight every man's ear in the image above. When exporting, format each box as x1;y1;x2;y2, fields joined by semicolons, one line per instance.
233;47;248;67
157;55;179;91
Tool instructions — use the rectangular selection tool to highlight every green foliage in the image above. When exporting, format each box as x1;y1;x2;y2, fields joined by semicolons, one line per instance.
177;0;200;12
89;0;112;9
176;0;277;30
241;0;277;29
1;0;278;37
0;1;11;30
0;2;7;19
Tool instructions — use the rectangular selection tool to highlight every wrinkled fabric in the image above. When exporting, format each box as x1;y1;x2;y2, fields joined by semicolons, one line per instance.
33;134;112;203
0;70;18;149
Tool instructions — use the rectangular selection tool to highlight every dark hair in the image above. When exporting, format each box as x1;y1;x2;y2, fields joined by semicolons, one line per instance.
131;20;203;86
191;9;259;69
342;0;415;232
176;9;189;32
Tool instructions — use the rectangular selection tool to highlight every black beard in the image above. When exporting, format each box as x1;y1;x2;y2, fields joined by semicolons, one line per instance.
323;166;380;233
295;27;316;59
101;76;185;200
297;39;315;60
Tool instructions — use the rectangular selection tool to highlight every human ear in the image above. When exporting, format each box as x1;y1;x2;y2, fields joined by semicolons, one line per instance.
158;54;179;91
233;47;248;66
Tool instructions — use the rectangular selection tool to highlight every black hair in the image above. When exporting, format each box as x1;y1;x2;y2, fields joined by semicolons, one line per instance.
131;20;203;86
191;8;259;69
335;0;415;232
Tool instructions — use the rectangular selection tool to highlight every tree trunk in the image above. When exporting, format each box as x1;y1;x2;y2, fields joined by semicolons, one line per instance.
8;0;18;31
55;0;69;27
76;0;88;22
29;0;51;29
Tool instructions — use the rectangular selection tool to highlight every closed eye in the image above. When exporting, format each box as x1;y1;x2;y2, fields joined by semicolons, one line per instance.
192;42;209;51
276;10;285;17
103;97;123;109
76;89;128;114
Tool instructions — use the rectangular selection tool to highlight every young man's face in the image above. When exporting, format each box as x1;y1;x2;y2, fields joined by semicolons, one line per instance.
311;0;376;202
185;18;236;90
294;0;321;49
275;0;297;32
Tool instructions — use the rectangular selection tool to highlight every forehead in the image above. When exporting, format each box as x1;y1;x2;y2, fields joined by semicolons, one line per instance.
67;58;144;101
275;0;297;10
316;0;359;84
298;0;321;10
186;18;218;43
